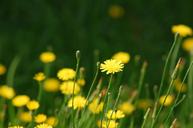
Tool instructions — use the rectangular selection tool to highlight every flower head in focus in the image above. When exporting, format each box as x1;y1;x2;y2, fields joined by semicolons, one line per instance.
33;72;46;82
26;100;40;111
172;24;192;37
57;68;76;81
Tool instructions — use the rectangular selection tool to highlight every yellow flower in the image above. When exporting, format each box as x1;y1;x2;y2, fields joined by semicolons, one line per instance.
12;95;30;107
33;72;46;82
46;116;58;126
0;85;15;99
182;38;193;52
43;78;60;92
97;120;118;128
172;24;192;37
106;110;125;119
0;64;6;75
35;123;53;128
118;102;135;115
77;79;86;86
8;126;23;128
174;79;187;93
26;100;40;110
18;111;32;122
60;81;80;95
39;52;56;63
159;95;174;106
108;5;124;19
68;96;87;110
112;52;130;64
88;98;104;114
137;99;153;110
35;114;47;123
100;59;124;74
57;68;76;81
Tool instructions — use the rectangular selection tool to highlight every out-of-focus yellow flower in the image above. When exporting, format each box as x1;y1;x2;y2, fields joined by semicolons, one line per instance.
68;96;87;110
35;114;47;123
97;120;118;128
88;98;104;114
60;81;80;95
108;5;124;19
26;100;40;110
118;102;135;115
77;79;86;86
182;38;193;52
159;95;174;106
46;116;58;126
8;126;23;128
137;99;153;110
0;85;15;99
57;68;76;81
33;72;46;82
35;123;53;128
43;78;60;92
112;52;130;64
0;64;6;75
172;24;192;37
12;95;30;107
174;79;187;93
106;110;125;119
39;52;56;63
18;111;32;122
100;59;124;74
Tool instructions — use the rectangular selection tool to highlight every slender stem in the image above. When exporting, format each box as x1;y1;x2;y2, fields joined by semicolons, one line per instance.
141;108;151;128
188;54;193;107
37;82;43;103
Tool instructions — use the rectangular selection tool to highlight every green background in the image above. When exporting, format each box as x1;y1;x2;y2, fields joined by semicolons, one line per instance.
0;0;192;87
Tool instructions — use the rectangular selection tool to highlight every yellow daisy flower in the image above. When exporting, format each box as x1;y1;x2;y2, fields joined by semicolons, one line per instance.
35;114;47;123
43;78;60;92
0;85;15;99
112;52;130;64
118;102;135;115
18;111;32;122
35;123;53;128
0;64;6;75
108;5;124;19
26;100;40;110
12;95;30;107
39;51;56;63
182;38;193;52
172;24;192;37
88;98;104;114
60;81;80;95
33;72;46;82
97;120;118;128
159;95;174;107
106;109;125;119
100;59;124;74
46;116;58;126
68;96;87;110
57;68;76;81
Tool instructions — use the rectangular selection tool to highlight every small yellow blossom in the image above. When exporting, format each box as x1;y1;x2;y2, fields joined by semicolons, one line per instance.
68;96;87;110
35;123;53;128
98;120;118;128
12;95;30;107
172;24;192;37
174;79;187;93
159;95;174;106
35;114;47;123
118;102;135;115
26;100;40;110
18;111;32;122
77;79;86;86
43;78;60;92
182;38;193;52
33;72;46;82
46;116;58;126
8;126;23;128
57;68;76;81
100;59;124;74
0;64;6;75
112;52;130;64
39;52;56;63
0;85;15;99
106;109;125;119
60;81;80;95
108;5;124;19
137;99;153;110
88;98;104;114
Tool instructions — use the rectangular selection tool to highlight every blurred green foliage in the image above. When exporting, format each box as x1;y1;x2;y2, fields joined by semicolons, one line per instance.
0;0;193;87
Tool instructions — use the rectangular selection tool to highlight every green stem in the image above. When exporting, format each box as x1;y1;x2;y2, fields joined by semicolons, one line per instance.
188;54;193;108
141;108;151;128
